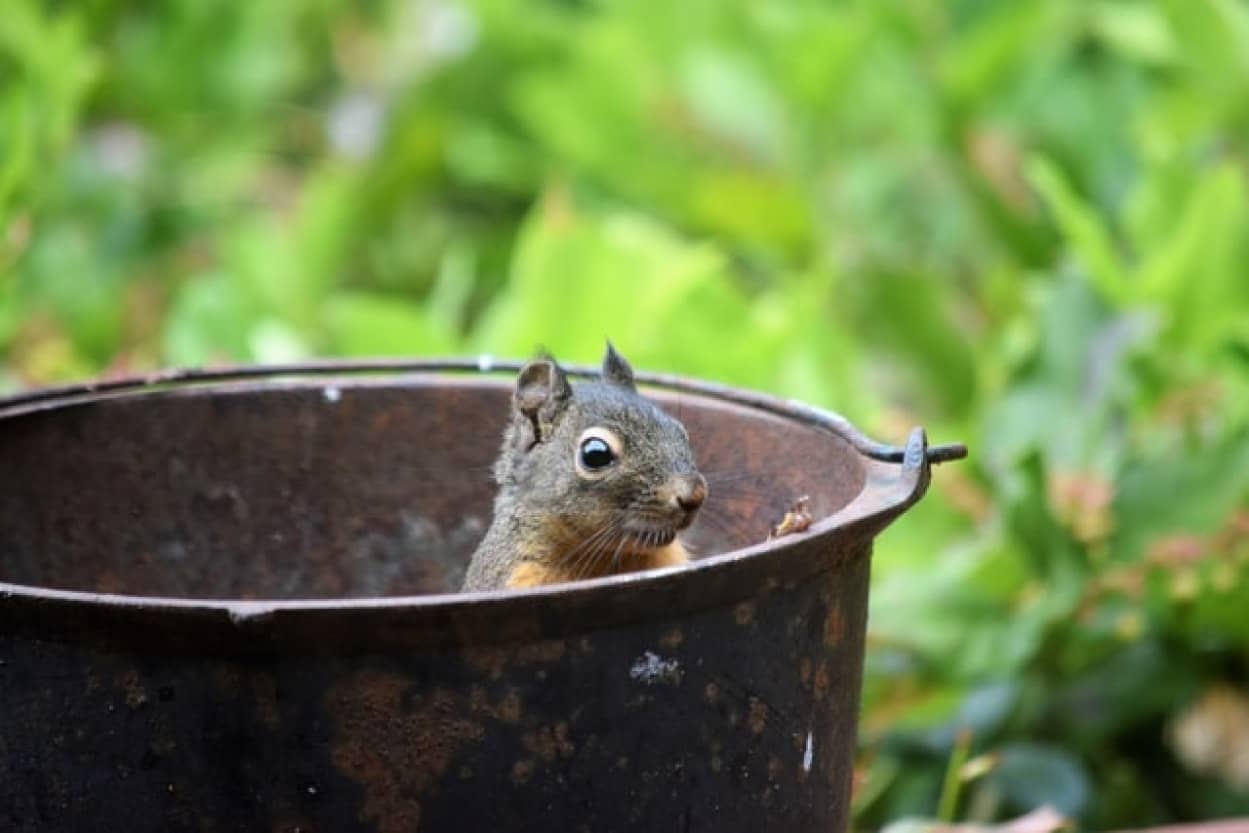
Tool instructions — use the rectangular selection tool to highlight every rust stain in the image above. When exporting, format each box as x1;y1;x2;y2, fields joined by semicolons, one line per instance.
659;628;684;649
733;601;756;625
119;670;148;709
466;685;521;724
522;722;575;762
515;638;566;665
498;617;543;644
96;570;126;594
498;688;522;724
748;698;768;735
823;604;845;646
511;759;535;785
328;671;484;833
813;661;831;701
466;638;566;680
464;646;507;680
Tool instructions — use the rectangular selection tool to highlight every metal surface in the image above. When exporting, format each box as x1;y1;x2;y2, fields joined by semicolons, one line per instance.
0;361;963;832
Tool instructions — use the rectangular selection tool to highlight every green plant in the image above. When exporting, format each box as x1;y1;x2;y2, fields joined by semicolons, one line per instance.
3;0;1249;827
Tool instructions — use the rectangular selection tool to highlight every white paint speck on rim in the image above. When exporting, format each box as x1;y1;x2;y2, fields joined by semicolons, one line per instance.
476;354;495;372
802;730;814;772
629;651;681;685
323;386;341;403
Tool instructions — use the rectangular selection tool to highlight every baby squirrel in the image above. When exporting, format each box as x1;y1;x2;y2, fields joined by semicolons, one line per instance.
461;344;708;591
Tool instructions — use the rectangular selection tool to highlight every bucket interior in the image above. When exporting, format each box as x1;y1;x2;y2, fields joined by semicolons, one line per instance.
0;378;866;599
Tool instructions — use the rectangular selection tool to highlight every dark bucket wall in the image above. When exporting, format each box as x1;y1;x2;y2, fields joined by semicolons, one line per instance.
0;379;863;597
0;559;871;833
0;367;945;833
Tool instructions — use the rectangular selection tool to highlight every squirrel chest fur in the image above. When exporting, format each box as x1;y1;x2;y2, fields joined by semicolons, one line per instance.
461;345;707;592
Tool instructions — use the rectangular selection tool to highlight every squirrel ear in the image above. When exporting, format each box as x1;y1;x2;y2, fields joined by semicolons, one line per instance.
514;356;572;445
601;341;636;391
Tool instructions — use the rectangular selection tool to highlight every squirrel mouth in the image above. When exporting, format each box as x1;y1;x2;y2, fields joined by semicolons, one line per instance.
621;524;678;553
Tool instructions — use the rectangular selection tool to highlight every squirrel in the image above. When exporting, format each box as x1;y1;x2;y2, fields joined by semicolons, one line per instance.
461;344;708;591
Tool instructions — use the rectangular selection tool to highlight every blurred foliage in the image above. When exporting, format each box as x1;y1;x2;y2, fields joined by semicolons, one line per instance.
4;0;1249;828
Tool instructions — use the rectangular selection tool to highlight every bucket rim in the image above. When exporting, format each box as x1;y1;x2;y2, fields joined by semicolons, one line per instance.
0;358;966;627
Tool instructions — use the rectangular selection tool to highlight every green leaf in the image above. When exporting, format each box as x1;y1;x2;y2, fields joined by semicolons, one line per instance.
678;47;786;164
16;223;124;362
846;270;979;419
0;275;17;347
0;92;34;212
1186;570;1249;643
163;273;255;366
1161;0;1249;85
323;292;457;357
1026;156;1130;305
247;318;310;364
1112;432;1249;562
1137;163;1249;353
920;681;1021;751
1002;453;1088;582
1051;640;1197;747
1088;2;1177;66
940;2;1060;107
474;196;781;388
989;742;1092;818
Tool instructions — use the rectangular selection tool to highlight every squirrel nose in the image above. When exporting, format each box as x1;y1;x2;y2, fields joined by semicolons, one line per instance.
673;475;708;513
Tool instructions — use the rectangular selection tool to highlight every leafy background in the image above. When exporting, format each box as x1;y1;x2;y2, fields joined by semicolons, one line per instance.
4;0;1249;829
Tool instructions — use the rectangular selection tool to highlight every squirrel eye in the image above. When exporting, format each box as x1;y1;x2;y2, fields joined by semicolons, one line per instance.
579;437;615;470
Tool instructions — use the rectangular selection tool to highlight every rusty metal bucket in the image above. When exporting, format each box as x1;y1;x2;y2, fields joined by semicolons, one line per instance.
0;360;964;833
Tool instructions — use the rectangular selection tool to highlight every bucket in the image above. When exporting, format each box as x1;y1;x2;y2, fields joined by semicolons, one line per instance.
0;360;964;832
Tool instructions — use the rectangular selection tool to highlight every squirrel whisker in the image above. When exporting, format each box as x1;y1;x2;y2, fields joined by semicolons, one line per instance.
579;527;625;580
606;533;629;577
559;517;624;577
589;526;631;580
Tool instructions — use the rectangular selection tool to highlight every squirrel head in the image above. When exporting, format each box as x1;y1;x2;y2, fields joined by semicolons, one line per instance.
493;343;707;556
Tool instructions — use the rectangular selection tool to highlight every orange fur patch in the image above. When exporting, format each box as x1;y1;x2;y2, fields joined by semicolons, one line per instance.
505;539;690;588
638;539;689;570
505;562;563;589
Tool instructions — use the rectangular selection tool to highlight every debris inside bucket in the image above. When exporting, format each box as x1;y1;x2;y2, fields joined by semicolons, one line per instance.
770;495;813;540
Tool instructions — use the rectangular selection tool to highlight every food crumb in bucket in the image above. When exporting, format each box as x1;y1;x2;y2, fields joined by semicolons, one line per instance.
769;495;813;540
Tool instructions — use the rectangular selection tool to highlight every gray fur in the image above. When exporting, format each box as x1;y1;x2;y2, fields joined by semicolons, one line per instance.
461;346;703;591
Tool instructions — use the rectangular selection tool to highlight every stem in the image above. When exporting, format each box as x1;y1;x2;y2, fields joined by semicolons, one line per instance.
937;728;973;823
